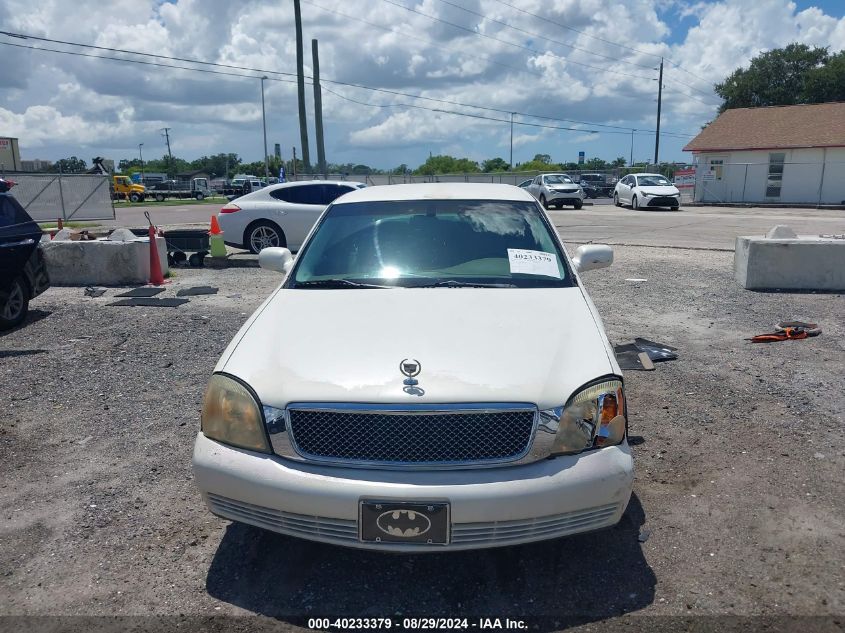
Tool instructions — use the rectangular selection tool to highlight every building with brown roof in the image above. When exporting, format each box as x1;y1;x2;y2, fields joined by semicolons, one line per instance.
683;103;845;205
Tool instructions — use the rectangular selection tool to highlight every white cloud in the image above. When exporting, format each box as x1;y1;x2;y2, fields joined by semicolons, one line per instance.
0;0;843;167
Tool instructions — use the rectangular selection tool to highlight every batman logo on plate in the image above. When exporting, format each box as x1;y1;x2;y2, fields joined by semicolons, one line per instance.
376;509;432;538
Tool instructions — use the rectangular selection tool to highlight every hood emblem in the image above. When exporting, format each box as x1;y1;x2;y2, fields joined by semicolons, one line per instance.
376;509;431;538
400;359;421;385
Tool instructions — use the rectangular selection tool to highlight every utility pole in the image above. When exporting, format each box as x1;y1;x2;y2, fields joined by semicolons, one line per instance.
654;57;663;166
161;127;173;177
629;129;635;168
138;143;144;182
312;39;327;178
293;0;311;172
260;76;269;182
292;146;297;179
509;112;514;169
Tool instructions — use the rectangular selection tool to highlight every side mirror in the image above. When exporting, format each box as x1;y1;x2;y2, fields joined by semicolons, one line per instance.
258;247;294;274
572;244;613;273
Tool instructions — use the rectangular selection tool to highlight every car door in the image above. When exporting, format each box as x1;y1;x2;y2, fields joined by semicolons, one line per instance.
527;176;542;199
618;176;633;203
269;184;331;250
0;195;41;291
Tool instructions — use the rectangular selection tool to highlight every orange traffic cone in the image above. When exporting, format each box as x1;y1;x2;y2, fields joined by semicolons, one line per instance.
148;224;165;286
209;215;222;235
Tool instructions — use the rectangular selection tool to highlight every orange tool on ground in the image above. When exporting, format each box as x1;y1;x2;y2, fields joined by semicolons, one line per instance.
747;321;821;343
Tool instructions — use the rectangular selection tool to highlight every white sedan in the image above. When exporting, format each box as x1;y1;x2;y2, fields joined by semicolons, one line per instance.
613;173;681;210
193;182;633;551
217;180;366;253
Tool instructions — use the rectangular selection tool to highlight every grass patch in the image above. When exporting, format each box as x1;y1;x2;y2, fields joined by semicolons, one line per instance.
115;196;228;207
38;221;99;229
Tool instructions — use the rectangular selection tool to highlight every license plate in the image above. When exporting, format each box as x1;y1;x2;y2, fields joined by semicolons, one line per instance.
360;501;450;545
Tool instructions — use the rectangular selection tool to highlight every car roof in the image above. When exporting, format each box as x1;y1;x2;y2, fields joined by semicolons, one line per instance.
335;183;536;204
633;173;666;178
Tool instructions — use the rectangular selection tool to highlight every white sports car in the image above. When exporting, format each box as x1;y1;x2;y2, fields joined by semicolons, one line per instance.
613;173;681;210
217;180;366;253
193;182;634;551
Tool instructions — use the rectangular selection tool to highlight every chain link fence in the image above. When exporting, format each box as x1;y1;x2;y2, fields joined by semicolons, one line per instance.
2;171;115;221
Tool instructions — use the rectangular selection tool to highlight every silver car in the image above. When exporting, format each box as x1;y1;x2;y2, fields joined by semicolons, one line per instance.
527;173;584;209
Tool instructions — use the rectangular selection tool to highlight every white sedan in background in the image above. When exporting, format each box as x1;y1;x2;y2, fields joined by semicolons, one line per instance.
218;180;366;253
613;173;681;210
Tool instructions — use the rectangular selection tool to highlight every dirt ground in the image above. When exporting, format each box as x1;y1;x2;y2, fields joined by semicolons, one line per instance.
0;243;843;630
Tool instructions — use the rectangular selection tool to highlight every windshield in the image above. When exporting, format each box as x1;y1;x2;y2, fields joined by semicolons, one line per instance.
543;175;573;185
637;175;671;187
290;199;572;289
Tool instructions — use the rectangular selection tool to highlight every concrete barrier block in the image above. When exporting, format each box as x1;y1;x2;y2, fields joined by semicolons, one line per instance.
41;236;169;286
735;235;845;291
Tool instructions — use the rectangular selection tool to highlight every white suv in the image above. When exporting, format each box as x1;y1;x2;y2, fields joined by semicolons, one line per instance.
527;173;584;209
193;183;633;551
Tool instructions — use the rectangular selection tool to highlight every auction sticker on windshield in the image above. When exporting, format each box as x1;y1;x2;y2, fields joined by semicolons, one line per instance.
507;248;560;278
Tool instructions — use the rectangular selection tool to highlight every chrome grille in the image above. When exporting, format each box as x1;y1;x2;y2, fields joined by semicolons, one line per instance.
286;405;536;466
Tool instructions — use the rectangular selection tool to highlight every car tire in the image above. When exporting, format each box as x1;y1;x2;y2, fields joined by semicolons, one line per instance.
632;195;639;210
613;193;621;207
129;193;141;203
195;192;205;201
155;193;165;202
539;194;549;209
0;276;30;331
574;200;583;210
245;220;286;254
671;205;680;211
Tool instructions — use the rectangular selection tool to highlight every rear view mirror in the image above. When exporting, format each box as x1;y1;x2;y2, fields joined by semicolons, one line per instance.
572;244;613;273
258;247;294;274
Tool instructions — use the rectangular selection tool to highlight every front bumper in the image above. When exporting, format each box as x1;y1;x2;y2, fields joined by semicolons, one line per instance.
643;195;679;207
192;432;634;551
547;191;583;205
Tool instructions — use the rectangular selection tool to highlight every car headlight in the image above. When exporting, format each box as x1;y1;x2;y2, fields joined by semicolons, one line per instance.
641;191;653;197
201;373;271;453
541;378;626;455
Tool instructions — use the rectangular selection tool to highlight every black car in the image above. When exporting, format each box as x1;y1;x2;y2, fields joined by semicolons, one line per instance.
578;174;614;199
0;179;50;330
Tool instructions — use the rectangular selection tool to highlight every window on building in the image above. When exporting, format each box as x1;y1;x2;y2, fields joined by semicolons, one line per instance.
708;158;724;181
766;153;785;198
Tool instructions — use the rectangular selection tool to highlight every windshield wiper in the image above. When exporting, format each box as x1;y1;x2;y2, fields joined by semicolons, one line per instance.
294;279;392;289
416;280;517;288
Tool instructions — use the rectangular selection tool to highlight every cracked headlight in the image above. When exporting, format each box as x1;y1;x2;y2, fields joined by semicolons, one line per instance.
201;373;271;453
542;378;627;455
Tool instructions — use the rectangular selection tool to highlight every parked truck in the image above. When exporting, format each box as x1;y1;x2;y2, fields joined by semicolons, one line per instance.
149;178;212;201
111;175;147;203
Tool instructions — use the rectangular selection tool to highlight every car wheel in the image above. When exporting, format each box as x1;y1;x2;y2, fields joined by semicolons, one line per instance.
671;205;680;211
574;200;583;210
245;221;285;254
632;195;639;210
195;192;205;201
129;193;141;203
539;194;549;209
0;276;29;331
155;193;165;202
613;193;621;207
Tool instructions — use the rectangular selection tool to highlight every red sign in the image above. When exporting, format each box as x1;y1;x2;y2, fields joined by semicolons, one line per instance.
674;167;695;189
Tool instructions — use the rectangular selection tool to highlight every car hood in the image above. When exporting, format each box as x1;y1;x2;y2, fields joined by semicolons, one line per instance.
220;287;615;410
637;185;679;195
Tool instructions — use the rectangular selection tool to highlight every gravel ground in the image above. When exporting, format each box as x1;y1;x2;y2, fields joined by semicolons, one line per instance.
0;245;843;630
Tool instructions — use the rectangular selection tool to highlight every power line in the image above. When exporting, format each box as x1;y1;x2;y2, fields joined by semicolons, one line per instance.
2;30;698;136
490;0;716;89
301;0;547;80
377;0;656;81
434;0;655;71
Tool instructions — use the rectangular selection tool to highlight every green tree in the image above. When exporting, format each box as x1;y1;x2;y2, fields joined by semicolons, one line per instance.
515;159;562;172
612;157;627;167
414;155;480;175
532;153;552;165
715;43;830;111
803;50;845;103
584;157;609;170
190;153;241;179
50;156;87;173
481;157;510;172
